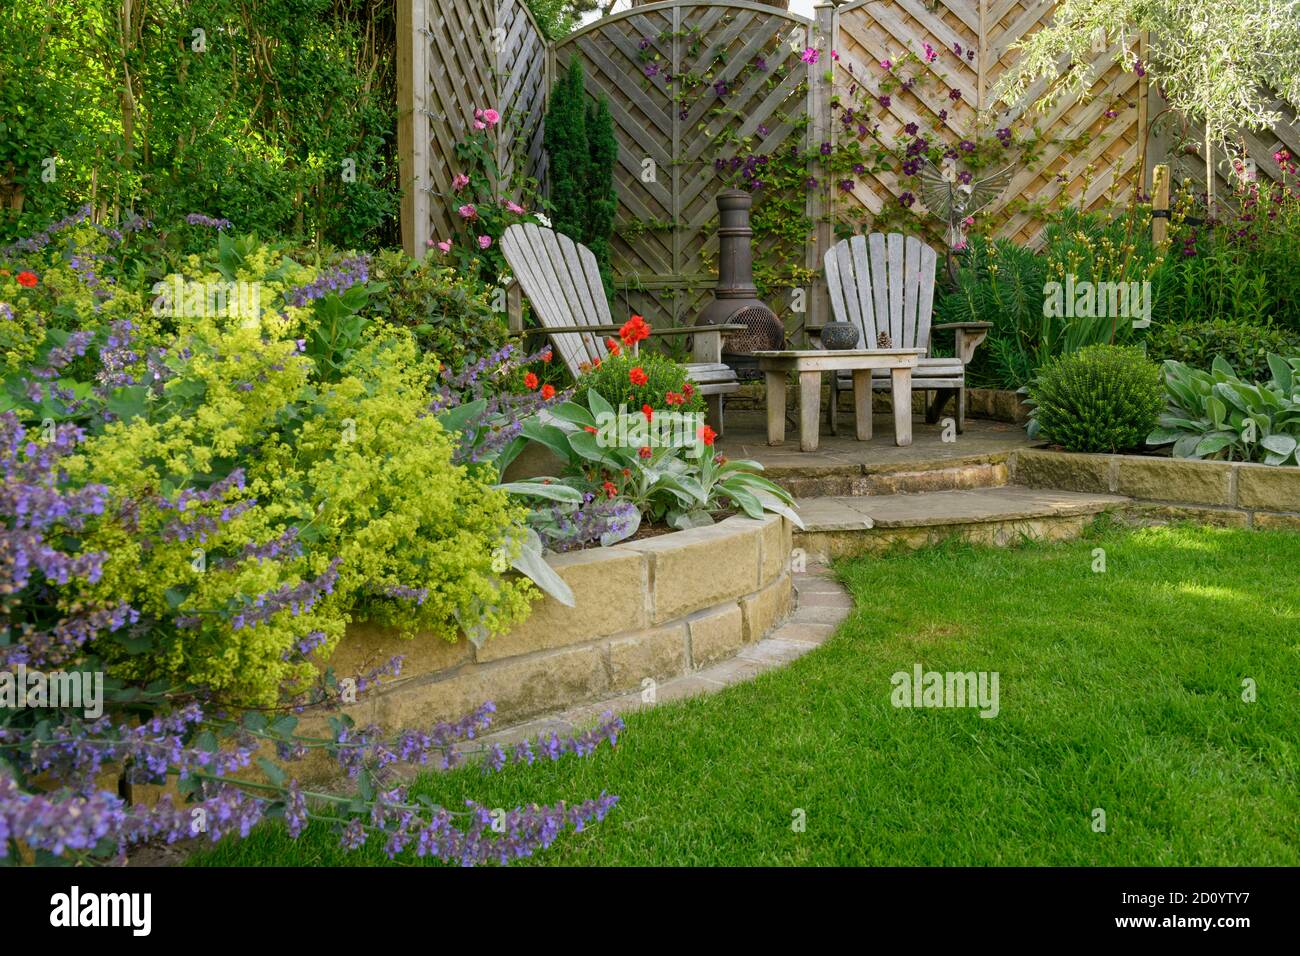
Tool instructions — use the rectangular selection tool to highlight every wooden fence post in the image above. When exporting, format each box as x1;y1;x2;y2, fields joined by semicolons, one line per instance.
805;1;836;340
397;0;431;258
1151;163;1170;247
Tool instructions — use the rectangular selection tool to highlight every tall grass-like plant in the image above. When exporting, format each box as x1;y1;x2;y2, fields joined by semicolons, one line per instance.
1150;170;1300;334
936;207;1163;390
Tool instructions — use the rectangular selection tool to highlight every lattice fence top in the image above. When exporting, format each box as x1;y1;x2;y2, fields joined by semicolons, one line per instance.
402;0;1300;332
555;1;813;327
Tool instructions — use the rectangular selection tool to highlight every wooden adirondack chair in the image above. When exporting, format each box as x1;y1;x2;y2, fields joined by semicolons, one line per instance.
821;232;991;434
501;223;741;432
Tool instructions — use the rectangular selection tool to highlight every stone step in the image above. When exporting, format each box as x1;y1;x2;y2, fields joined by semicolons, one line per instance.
769;453;1013;498
794;486;1130;562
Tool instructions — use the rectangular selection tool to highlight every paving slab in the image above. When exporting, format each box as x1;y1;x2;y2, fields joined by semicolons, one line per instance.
796;486;1129;532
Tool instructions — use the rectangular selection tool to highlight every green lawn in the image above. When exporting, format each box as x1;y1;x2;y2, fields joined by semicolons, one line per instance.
193;522;1300;866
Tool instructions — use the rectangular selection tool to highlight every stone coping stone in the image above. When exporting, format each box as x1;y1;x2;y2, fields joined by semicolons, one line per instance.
795;486;1127;532
333;513;791;672
1014;448;1300;514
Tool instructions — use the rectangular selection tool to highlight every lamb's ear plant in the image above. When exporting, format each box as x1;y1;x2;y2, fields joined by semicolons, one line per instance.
518;389;803;535
1146;354;1300;465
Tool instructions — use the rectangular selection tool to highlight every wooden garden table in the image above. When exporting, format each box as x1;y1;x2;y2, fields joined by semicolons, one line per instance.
753;349;924;452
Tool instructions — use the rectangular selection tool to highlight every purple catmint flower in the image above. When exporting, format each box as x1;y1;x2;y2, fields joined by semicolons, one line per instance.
229;558;342;630
283;255;370;308
185;213;232;229
1;205;91;258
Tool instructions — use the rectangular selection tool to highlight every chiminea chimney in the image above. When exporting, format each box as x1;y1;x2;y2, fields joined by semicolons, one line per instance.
695;190;784;379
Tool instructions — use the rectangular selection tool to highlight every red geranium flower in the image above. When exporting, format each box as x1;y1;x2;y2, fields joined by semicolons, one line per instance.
629;367;648;386
665;391;684;406
641;404;653;422
523;372;539;389
699;425;717;447
620;315;651;347
540;384;555;400
541;349;553;363
605;337;621;357
584;425;598;434
638;446;652;459
16;271;38;288
602;480;618;498
682;382;695;397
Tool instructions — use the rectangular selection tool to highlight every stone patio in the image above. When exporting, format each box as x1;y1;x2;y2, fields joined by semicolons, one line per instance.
716;407;1032;474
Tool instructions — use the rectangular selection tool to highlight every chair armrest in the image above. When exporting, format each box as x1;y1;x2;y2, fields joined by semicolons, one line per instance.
521;324;747;337
932;323;992;364
931;322;993;332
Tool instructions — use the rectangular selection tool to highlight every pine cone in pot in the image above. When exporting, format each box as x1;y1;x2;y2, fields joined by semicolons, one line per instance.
877;332;893;349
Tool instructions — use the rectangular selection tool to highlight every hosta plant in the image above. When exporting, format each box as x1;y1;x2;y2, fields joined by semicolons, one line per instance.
1146;355;1300;466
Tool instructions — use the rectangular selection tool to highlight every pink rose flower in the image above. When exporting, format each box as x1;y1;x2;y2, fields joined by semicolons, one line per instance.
458;204;478;220
473;120;486;130
482;109;500;126
478;235;492;250
452;174;470;192
505;200;525;214
437;240;452;253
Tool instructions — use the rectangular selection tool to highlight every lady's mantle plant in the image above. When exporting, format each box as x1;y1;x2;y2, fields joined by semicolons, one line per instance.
0;212;621;865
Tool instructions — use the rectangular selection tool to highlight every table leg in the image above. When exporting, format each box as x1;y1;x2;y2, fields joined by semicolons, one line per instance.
799;371;821;453
852;369;873;441
891;367;912;447
764;371;787;445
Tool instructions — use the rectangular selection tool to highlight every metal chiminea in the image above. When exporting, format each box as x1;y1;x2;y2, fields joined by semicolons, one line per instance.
695;189;784;380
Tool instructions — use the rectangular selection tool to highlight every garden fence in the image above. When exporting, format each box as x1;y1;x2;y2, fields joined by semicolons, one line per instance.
399;0;1300;338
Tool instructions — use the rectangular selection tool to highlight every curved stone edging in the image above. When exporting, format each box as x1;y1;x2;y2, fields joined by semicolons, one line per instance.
473;563;851;751
320;514;796;768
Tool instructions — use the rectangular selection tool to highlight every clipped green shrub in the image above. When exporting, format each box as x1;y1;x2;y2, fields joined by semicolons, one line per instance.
573;349;705;415
1143;316;1300;382
1027;344;1163;453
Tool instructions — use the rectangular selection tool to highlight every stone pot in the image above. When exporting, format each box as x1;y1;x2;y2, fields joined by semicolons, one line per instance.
820;321;860;350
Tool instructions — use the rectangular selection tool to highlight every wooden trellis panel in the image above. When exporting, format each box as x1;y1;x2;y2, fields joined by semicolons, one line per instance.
400;0;1300;329
398;0;548;255
554;1;812;328
830;0;1149;247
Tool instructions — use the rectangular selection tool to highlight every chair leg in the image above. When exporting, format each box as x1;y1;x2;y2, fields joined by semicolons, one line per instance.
706;393;724;437
957;386;966;434
925;389;946;424
829;378;839;436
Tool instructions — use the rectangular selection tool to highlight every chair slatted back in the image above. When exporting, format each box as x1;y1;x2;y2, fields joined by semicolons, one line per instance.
824;233;938;351
501;223;612;376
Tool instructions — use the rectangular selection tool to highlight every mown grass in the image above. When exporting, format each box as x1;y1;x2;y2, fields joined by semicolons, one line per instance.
192;522;1300;866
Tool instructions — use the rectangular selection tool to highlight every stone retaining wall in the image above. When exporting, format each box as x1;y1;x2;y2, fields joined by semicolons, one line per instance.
1013;449;1300;528
325;514;794;747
